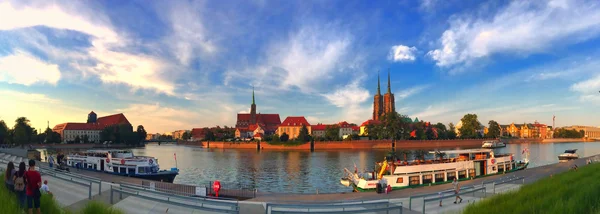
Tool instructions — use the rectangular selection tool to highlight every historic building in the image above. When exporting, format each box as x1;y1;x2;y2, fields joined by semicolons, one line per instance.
563;126;600;139
311;123;327;138
359;119;381;136
372;71;395;121
338;121;353;138
235;88;281;136
53;112;131;143
277;116;311;139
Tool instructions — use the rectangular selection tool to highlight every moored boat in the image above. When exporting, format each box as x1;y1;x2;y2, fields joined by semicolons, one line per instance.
482;140;506;148
342;149;528;192
558;149;579;161
66;150;179;182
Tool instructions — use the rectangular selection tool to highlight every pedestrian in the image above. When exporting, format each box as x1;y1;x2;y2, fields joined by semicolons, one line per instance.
48;155;54;168
453;177;462;204
4;161;16;192
40;180;52;196
25;159;42;214
13;162;27;208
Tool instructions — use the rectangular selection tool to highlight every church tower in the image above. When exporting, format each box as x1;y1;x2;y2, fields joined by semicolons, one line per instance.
383;69;396;115
250;87;257;124
373;73;384;120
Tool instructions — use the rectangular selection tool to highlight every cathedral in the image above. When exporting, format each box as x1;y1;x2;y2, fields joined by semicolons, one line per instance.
372;71;395;120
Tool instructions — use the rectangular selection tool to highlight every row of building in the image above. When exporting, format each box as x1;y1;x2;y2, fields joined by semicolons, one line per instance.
52;111;132;143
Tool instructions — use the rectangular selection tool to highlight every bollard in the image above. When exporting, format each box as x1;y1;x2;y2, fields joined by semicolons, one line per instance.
119;186;123;200
493;182;496;194
110;185;113;204
88;181;92;199
99;181;102;195
409;196;412;210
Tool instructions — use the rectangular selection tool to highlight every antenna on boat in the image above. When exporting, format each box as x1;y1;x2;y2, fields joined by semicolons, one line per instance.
174;153;178;169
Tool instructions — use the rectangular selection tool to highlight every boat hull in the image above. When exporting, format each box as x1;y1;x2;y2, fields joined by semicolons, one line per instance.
129;171;178;183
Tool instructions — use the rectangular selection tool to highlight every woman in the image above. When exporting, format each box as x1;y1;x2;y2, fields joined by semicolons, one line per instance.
13;162;27;208
4;161;16;192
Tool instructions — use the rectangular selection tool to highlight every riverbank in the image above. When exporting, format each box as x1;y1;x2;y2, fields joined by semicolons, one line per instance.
464;160;600;214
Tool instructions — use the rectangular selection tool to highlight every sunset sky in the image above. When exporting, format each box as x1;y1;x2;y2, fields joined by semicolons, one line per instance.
1;0;599;133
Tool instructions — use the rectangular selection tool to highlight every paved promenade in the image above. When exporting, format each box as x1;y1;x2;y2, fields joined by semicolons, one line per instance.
1;149;595;214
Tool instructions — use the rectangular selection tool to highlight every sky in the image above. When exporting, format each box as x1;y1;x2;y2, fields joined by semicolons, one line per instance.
1;0;600;133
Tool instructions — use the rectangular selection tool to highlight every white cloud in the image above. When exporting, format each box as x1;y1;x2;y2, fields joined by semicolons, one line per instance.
388;45;417;62
428;0;600;68
321;81;371;123
0;2;177;94
571;75;600;105
396;84;430;100
0;51;61;86
116;103;203;133
0;90;61;104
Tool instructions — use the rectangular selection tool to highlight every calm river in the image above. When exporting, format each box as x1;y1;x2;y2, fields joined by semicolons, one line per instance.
127;141;600;193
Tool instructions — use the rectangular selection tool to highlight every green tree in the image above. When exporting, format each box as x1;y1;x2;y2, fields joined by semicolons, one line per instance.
487;120;501;138
82;135;89;143
448;123;457;139
182;131;191;140
296;124;311;142
13;117;34;145
74;135;81;144
271;134;280;142
280;133;289;142
325;125;340;141
0;120;9;144
425;127;435;140
458;114;480;139
136;125;147;145
434;123;448;139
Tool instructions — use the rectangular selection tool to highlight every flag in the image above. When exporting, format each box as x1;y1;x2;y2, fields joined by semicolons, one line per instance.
174;153;177;161
553;115;555;121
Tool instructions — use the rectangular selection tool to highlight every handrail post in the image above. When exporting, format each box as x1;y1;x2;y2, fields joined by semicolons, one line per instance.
110;185;113;204
88;181;92;199
120;186;123;200
522;178;525;184
422;198;425;214
408;196;412;210
493;182;496;194
99;181;102;195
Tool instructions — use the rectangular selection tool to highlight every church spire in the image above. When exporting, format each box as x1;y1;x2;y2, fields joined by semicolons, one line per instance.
387;69;391;94
377;71;381;95
252;86;255;105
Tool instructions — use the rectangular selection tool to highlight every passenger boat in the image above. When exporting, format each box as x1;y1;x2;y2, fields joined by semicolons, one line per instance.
482;140;506;148
342;149;528;192
66;150;179;182
558;149;579;161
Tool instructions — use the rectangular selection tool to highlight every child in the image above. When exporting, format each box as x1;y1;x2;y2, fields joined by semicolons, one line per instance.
40;180;52;196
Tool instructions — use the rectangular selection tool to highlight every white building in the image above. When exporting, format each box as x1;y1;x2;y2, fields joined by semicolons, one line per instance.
338;121;353;139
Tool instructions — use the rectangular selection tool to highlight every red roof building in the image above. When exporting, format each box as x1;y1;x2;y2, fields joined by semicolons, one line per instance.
191;128;207;140
235;89;281;134
277;116;311;139
52;112;132;143
311;123;327;138
97;113;131;126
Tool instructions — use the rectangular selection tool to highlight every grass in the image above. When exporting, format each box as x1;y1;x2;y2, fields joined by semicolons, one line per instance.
464;163;600;214
1;172;122;214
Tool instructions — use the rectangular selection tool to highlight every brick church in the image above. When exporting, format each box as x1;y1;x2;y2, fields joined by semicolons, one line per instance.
373;71;395;120
235;88;281;138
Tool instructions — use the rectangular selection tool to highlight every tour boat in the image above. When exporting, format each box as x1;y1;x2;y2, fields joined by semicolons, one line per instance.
342;149;528;192
66;150;179;182
482;140;506;148
558;149;579;161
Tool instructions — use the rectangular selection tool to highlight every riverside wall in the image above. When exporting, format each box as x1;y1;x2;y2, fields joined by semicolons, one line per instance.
176;139;490;151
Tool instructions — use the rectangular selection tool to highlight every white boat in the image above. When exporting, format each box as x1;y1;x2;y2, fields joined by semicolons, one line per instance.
558;149;579;161
482;140;506;148
66;150;179;182
342;149;528;192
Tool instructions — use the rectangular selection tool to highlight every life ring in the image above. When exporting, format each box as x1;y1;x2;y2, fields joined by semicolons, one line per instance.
106;158;110;163
491;159;496;164
120;159;125;165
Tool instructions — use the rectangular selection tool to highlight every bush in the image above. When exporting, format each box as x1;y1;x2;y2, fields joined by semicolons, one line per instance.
0;173;21;214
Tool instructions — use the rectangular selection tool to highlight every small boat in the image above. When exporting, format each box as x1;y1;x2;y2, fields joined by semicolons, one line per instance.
340;177;351;186
558;149;579;161
482;140;506;148
66;150;179;182
342;149;528;192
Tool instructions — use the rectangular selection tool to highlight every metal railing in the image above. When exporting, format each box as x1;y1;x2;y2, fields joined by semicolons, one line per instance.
422;187;485;213
39;168;94;199
120;182;237;201
141;180;199;197
266;200;402;214
408;184;477;210
110;184;239;213
206;181;257;199
38;165;103;196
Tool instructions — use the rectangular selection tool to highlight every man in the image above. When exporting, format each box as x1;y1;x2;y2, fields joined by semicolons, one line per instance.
453;177;462;204
48;155;54;168
25;159;42;214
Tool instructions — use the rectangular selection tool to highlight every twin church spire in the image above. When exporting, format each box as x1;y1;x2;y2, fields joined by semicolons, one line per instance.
373;69;395;120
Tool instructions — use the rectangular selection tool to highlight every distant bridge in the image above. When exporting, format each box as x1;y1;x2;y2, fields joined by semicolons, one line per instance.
144;140;177;143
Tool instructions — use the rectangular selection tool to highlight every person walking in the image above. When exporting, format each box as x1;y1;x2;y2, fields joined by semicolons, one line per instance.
4;161;16;192
25;159;42;214
453;177;462;204
48;154;54;168
13;162;27;208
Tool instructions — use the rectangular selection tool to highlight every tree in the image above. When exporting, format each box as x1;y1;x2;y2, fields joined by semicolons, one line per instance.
413;150;427;163
486;120;501;138
0;120;9;144
458;114;480;139
271;134;280;142
425;127;435;140
398;149;411;162
434;123;448;139
74;135;81;144
136;125;147;145
280;133;289;142
182;132;191;140
448;123;457;139
82;135;89;144
325;125;340;141
296;124;311;142
13;117;34;145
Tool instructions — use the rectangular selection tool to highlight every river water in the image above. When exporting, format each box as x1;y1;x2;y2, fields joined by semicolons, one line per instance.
125;141;600;193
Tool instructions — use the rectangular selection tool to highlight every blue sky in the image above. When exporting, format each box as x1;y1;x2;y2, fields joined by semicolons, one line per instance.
1;0;600;133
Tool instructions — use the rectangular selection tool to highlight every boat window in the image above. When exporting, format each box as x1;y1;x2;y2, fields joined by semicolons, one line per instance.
458;170;466;179
120;167;126;174
396;177;404;183
409;176;420;185
498;164;505;173
435;173;445;183
128;168;135;175
113;167;118;173
469;169;475;178
138;167;145;174
422;174;433;184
